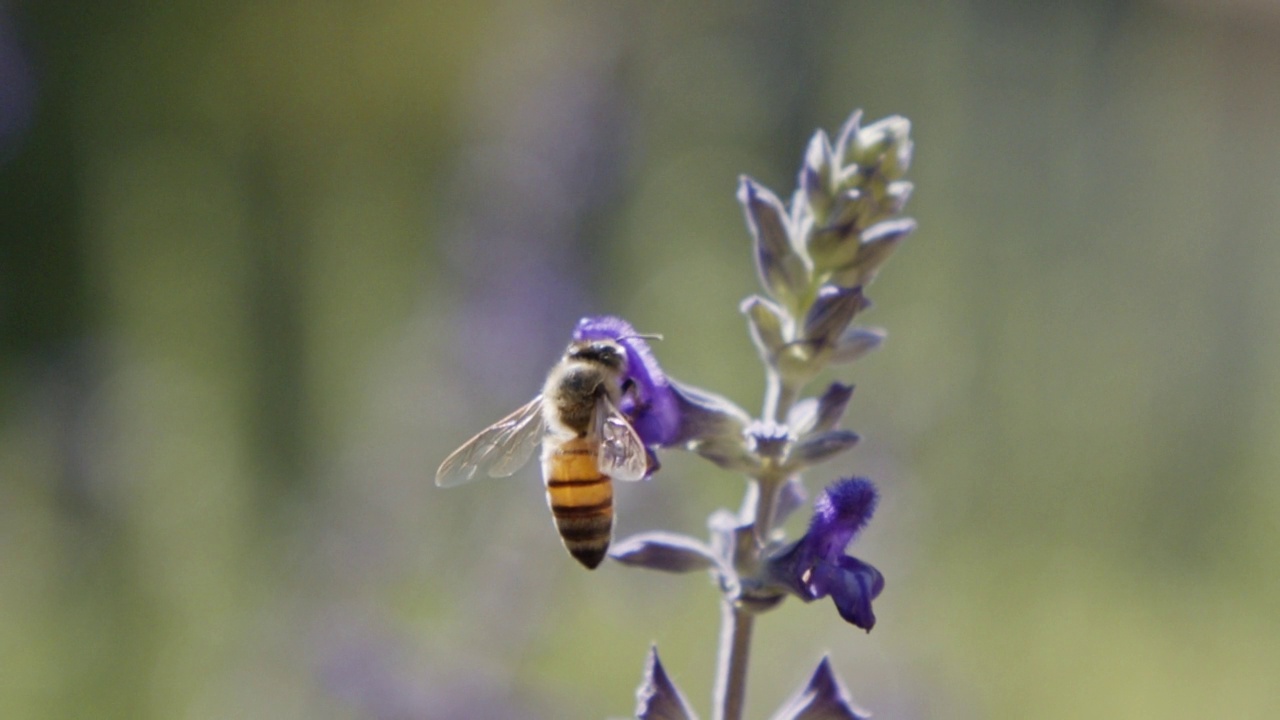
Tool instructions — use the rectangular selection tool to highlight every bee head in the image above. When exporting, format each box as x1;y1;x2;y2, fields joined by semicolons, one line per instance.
567;339;627;370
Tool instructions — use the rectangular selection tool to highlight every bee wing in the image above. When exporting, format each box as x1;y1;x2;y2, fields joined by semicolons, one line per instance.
435;396;546;487
595;395;649;482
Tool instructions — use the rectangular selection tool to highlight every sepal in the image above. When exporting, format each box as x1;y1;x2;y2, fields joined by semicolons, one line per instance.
741;295;790;367
708;509;751;597
685;436;759;474
800;130;836;220
772;477;809;527
667;378;751;447
635;646;699;720
807;190;875;270
829;218;915;288
666;379;755;472
790;430;860;468
882;180;914;215
809;383;855;435
746;420;793;462
832;110;864;170
803;286;869;351
611;532;718;574
769;657;869;720
846;115;912;179
829;327;885;365
739;176;809;304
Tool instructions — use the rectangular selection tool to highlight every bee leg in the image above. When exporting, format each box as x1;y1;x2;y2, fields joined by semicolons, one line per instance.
644;447;660;478
620;378;649;416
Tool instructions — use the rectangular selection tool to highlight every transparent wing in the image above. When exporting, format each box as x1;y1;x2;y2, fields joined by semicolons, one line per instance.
435;396;546;487
595;395;648;482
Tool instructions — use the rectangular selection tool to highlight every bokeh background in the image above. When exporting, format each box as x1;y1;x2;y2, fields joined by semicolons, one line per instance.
3;1;1279;718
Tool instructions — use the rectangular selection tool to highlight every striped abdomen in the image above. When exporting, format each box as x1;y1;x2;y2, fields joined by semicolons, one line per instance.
543;436;613;569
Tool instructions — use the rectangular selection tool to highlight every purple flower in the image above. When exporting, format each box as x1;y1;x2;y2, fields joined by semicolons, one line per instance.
768;477;884;631
573;315;680;447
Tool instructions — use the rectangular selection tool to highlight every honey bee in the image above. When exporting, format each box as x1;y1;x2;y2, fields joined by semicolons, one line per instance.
436;337;650;569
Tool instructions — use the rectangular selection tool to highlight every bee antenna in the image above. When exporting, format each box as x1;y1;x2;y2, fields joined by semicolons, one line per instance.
622;333;663;342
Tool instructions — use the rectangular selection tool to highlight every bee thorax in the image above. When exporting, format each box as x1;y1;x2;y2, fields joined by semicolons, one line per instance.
544;361;620;434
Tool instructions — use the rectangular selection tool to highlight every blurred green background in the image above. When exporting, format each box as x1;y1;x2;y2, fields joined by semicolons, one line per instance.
3;1;1279;718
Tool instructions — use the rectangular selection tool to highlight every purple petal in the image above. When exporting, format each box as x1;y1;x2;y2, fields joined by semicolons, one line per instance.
808;478;878;560
763;539;819;601
573;315;680;446
812;557;884;632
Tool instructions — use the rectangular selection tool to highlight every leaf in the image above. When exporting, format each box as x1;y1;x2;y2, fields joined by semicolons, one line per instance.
635;646;699;720
769;657;869;720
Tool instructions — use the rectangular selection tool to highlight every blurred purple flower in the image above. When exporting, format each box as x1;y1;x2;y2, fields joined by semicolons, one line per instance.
769;477;884;631
0;8;36;158
441;23;631;401
319;625;538;720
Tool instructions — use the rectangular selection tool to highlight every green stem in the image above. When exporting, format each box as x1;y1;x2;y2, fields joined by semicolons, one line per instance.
711;600;755;720
752;474;784;547
712;364;802;720
762;368;801;424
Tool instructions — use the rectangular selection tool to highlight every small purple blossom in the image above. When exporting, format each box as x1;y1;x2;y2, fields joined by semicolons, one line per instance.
769;477;884;631
574;315;680;447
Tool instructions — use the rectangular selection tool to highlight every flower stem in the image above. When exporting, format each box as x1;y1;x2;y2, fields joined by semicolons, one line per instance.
762;368;801;425
712;600;755;720
713;364;801;720
751;474;784;547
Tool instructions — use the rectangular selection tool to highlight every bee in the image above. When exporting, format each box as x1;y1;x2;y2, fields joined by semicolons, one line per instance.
436;337;650;569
